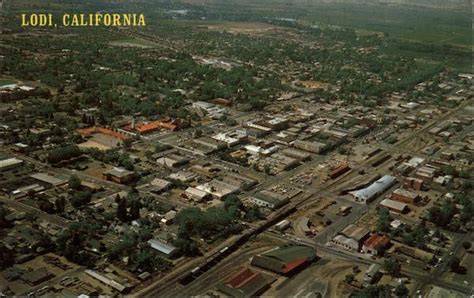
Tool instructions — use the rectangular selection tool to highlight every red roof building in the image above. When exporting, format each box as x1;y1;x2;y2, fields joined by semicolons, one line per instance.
362;234;391;256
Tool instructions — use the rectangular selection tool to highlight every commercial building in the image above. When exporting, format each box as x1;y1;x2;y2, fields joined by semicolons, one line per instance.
102;167;135;184
349;175;397;204
0;157;23;171
391;188;419;204
415;165;438;183
403;177;424;191
332;224;370;252
31;173;68;187
380;199;408;214
293;140;326;154
362;234;390;256
85;269;130;293
251;245;316;275
249;191;289;210
182;187;211;202
196;179;240;200
156;154;190;168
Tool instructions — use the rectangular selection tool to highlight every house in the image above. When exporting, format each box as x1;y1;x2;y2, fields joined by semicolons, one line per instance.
251;245;316;275
161;210;177;225
364;264;381;285
102;167;134;184
148;239;179;258
362;234;390;256
380;199;408;214
349;175;397;204
216;267;275;298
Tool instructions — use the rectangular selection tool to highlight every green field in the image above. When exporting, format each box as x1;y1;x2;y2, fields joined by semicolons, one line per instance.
0;79;17;87
178;0;472;47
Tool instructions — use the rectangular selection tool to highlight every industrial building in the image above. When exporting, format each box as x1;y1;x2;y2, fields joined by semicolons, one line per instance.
216;267;275;298
251;245;316;275
349;175;397;204
148;239;179;258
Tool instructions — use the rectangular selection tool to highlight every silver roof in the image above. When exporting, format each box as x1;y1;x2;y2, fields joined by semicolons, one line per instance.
349;175;396;201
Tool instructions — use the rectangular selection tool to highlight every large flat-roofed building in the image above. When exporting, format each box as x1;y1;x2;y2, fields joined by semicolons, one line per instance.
156;154;190;168
380;199;408;214
293;140;326;154
349;175;397;204
31;173;68;187
196;179;240;200
183;186;211;202
216;267;275;298
0;157;23;171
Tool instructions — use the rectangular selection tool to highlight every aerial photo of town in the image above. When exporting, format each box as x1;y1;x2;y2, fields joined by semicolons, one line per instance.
0;0;472;297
